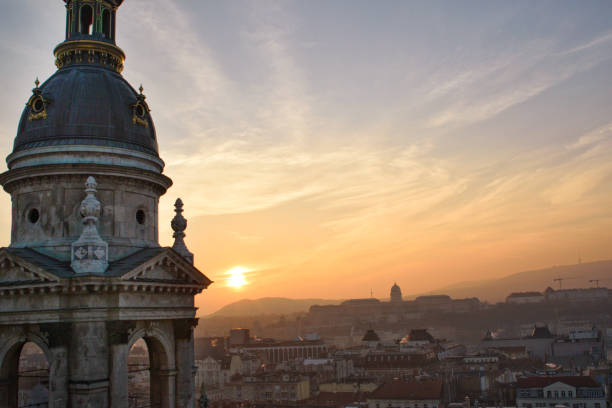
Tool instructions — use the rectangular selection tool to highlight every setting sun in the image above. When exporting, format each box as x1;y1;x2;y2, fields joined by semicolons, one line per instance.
225;266;250;288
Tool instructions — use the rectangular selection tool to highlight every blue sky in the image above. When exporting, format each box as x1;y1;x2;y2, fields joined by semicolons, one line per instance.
1;1;612;312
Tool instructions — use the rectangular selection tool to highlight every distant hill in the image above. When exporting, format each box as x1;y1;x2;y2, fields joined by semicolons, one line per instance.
413;259;612;303
206;297;342;317
206;260;612;317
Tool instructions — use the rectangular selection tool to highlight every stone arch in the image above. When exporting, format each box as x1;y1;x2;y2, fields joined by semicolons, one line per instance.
127;326;175;407
0;332;54;408
127;326;175;370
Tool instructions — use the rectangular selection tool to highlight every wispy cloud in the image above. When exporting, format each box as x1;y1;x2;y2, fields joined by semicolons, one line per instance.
422;34;612;128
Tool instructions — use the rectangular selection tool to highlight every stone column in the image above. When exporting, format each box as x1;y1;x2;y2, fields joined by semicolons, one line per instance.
68;322;110;407
0;367;17;408
40;323;71;408
174;318;197;408
107;321;134;408
151;368;176;408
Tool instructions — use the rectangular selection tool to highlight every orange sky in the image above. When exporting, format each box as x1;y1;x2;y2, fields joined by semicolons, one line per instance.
1;1;612;314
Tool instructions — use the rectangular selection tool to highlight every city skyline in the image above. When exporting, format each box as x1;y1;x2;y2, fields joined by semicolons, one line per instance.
1;1;612;314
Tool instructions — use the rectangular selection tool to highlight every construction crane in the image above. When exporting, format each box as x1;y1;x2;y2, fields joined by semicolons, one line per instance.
589;278;612;288
553;277;579;289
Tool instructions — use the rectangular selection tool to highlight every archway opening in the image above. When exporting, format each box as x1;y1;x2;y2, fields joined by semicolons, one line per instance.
80;5;93;35
102;9;111;39
17;342;49;408
128;338;150;408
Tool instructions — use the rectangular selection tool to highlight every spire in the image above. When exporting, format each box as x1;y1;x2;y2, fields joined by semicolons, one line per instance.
71;177;109;274
171;198;194;264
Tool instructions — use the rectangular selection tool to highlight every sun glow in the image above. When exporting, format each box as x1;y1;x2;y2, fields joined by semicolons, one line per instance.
225;266;250;288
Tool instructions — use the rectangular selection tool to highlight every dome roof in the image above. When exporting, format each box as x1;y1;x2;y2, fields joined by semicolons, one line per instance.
362;329;380;342
13;65;158;157
390;282;402;302
404;329;434;343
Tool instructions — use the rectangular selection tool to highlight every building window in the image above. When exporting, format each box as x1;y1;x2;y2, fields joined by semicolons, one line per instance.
561;391;565;397
568;391;573;398
547;391;552;398
136;209;146;225
27;208;40;224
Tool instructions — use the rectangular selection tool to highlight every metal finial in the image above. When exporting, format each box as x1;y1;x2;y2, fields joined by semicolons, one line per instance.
139;84;144;94
34;77;40;88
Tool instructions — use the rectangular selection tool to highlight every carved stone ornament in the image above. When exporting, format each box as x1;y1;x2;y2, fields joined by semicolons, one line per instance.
71;176;109;274
27;78;51;121
131;85;150;127
171;198;194;264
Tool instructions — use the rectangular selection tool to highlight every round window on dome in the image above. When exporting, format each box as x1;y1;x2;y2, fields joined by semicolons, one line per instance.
136;104;146;118
27;208;40;224
136;209;146;225
31;97;44;113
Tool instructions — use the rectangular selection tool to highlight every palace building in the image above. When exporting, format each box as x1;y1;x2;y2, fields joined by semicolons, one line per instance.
0;1;211;407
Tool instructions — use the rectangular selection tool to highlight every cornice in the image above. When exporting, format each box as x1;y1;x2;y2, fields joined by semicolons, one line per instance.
0;279;205;297
0;163;172;194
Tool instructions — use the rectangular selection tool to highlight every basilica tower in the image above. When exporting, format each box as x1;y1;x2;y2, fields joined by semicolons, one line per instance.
0;1;211;407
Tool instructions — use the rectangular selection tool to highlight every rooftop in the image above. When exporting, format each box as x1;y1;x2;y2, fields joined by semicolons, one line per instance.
517;376;601;388
369;379;443;400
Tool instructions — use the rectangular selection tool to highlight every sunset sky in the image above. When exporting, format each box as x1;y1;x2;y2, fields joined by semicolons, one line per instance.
1;1;612;314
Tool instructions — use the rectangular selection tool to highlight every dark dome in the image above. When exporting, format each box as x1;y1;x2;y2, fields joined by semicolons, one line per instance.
14;65;158;157
362;329;380;342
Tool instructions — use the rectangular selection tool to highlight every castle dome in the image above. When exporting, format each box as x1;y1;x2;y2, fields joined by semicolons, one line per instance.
390;282;402;303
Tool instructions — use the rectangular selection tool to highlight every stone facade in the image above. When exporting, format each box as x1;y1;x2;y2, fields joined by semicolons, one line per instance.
0;1;211;407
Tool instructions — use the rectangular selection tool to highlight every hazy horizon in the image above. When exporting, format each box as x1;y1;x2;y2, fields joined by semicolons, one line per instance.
1;1;612;314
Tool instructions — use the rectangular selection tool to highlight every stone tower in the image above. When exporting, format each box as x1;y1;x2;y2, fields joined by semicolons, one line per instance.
0;1;211;407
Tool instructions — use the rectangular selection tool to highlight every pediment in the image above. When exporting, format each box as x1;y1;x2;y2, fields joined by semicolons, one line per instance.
0;249;61;284
544;382;575;391
120;248;211;287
